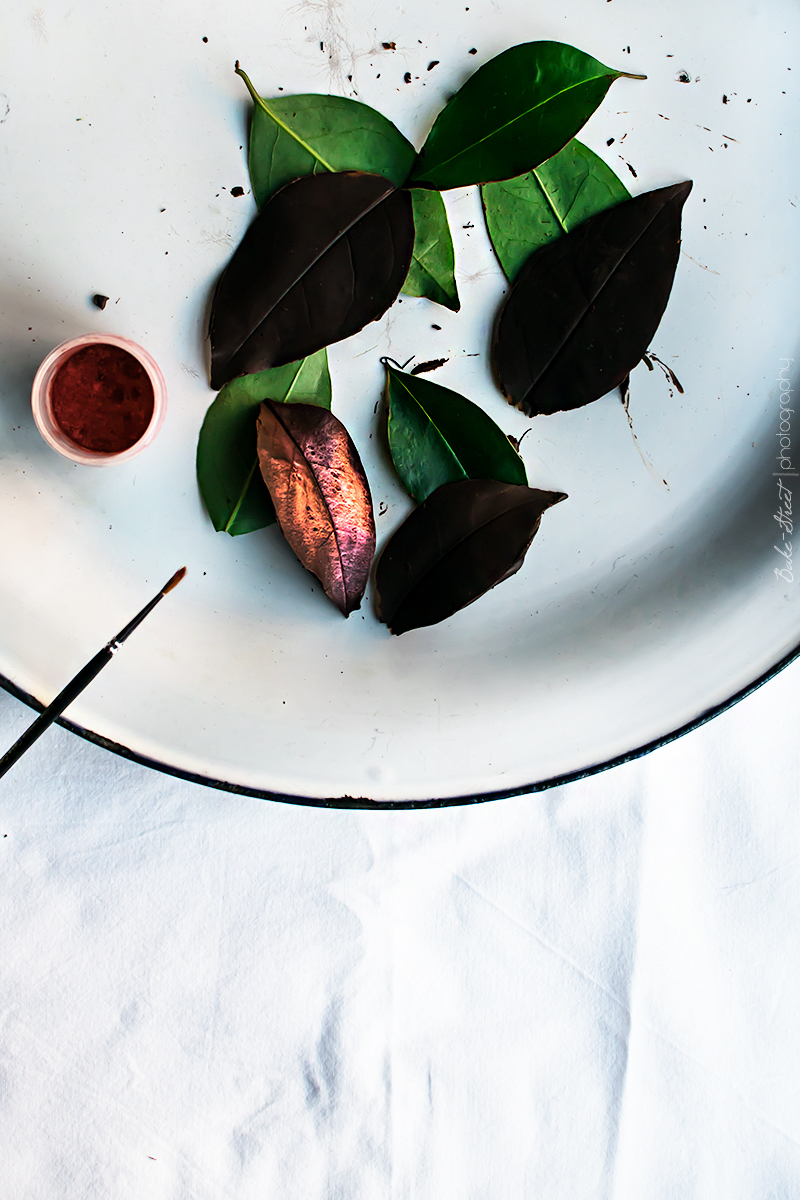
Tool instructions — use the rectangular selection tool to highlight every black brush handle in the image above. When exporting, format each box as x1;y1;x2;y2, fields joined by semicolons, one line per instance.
0;646;115;780
0;568;184;781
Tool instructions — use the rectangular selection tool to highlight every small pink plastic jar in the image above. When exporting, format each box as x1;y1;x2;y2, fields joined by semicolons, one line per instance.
31;333;167;466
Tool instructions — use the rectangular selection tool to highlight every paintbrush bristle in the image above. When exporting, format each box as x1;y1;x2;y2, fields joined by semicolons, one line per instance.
162;566;187;594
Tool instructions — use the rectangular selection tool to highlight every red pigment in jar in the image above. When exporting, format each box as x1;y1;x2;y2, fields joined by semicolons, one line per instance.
49;343;155;454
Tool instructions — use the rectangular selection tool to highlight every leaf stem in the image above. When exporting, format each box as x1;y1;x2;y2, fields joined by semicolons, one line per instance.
234;62;336;172
617;72;647;80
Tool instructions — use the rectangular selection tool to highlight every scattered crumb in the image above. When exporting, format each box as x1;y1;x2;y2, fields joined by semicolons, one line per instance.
410;357;449;375
92;294;109;310
382;41;396;50
230;186;245;197
404;71;411;83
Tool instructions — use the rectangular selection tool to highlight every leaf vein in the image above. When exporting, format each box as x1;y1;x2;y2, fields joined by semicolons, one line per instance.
395;373;463;468
237;65;336;173
531;168;569;233
526;198;676;399
426;73;612;177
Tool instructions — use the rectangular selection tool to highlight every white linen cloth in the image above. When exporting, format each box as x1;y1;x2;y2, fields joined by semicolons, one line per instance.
2;662;800;1199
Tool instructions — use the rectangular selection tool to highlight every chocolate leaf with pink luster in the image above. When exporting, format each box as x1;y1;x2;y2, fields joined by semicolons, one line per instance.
492;179;692;416
375;479;566;635
209;171;414;389
256;400;375;615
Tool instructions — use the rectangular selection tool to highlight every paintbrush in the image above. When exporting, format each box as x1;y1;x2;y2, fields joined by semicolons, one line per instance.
0;567;187;780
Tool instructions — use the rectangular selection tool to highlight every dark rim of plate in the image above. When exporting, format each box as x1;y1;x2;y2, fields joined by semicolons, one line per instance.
1;639;799;809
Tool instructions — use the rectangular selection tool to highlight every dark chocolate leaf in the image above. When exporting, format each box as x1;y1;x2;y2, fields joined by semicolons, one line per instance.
196;351;331;536
386;366;527;502
209;172;415;389
409;41;644;191
401;190;460;310
481;138;631;281
492;180;693;417
236;69;453;311
256;400;375;615
376;479;566;634
236;65;416;208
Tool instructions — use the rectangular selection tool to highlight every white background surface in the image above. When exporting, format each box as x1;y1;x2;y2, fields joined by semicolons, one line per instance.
3;668;800;1198
3;0;800;1192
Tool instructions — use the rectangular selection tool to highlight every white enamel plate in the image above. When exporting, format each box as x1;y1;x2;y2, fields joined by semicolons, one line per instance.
1;0;798;805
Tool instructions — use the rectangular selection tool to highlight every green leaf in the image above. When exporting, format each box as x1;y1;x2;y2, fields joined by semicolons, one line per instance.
386;366;527;503
236;65;416;208
409;41;644;191
481;139;631;281
401;189;460;311
197;351;331;536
